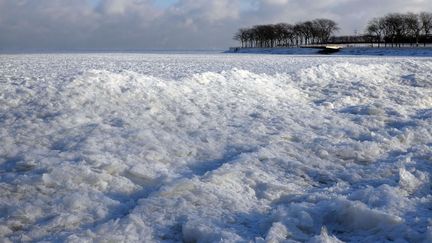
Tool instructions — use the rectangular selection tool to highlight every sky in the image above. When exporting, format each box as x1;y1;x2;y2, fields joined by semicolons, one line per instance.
0;0;431;50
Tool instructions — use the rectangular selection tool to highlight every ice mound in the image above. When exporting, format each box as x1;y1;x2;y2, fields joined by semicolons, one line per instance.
322;199;402;232
0;54;431;242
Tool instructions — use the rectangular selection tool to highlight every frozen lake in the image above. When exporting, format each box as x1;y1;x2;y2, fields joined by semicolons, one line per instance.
1;53;432;242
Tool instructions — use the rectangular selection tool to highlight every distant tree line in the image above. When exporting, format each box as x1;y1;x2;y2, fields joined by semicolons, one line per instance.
365;12;432;47
233;19;339;48
233;12;432;48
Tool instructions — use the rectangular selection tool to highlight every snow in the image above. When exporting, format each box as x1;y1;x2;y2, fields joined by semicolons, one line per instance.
227;47;432;57
0;53;431;242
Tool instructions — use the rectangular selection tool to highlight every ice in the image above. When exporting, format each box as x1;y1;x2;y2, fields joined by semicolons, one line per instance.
308;227;343;243
0;53;431;242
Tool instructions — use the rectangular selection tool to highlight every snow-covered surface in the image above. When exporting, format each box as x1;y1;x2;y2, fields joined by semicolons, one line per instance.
227;47;432;57
1;53;432;242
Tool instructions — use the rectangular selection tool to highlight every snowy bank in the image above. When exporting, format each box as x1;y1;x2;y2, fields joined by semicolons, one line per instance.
0;53;432;242
226;47;432;56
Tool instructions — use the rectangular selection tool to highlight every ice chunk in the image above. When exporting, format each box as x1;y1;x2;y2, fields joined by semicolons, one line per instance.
265;222;289;242
398;168;423;194
308;227;344;243
324;199;402;232
182;220;221;243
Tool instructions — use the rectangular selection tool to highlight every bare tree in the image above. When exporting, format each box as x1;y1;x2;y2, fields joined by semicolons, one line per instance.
404;13;421;47
366;18;385;47
293;23;303;46
233;28;248;48
420;12;432;46
274;23;289;47
364;12;432;47
383;13;407;47
313;19;339;44
281;23;295;46
299;21;314;45
233;12;432;49
247;28;256;47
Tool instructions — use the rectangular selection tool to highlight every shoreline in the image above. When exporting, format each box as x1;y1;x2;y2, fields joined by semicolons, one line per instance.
225;47;432;56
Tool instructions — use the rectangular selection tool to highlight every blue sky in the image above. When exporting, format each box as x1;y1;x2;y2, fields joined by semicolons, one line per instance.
0;0;431;50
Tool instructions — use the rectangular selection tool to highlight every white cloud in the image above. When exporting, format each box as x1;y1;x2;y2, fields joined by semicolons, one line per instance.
0;0;431;50
264;0;290;5
166;0;243;25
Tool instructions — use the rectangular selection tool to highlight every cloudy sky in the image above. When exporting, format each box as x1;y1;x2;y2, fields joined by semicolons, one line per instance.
0;0;431;50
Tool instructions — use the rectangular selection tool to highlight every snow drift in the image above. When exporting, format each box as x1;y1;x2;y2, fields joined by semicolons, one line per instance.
0;53;431;242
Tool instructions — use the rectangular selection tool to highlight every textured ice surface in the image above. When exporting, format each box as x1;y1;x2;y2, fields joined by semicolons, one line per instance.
0;53;431;242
